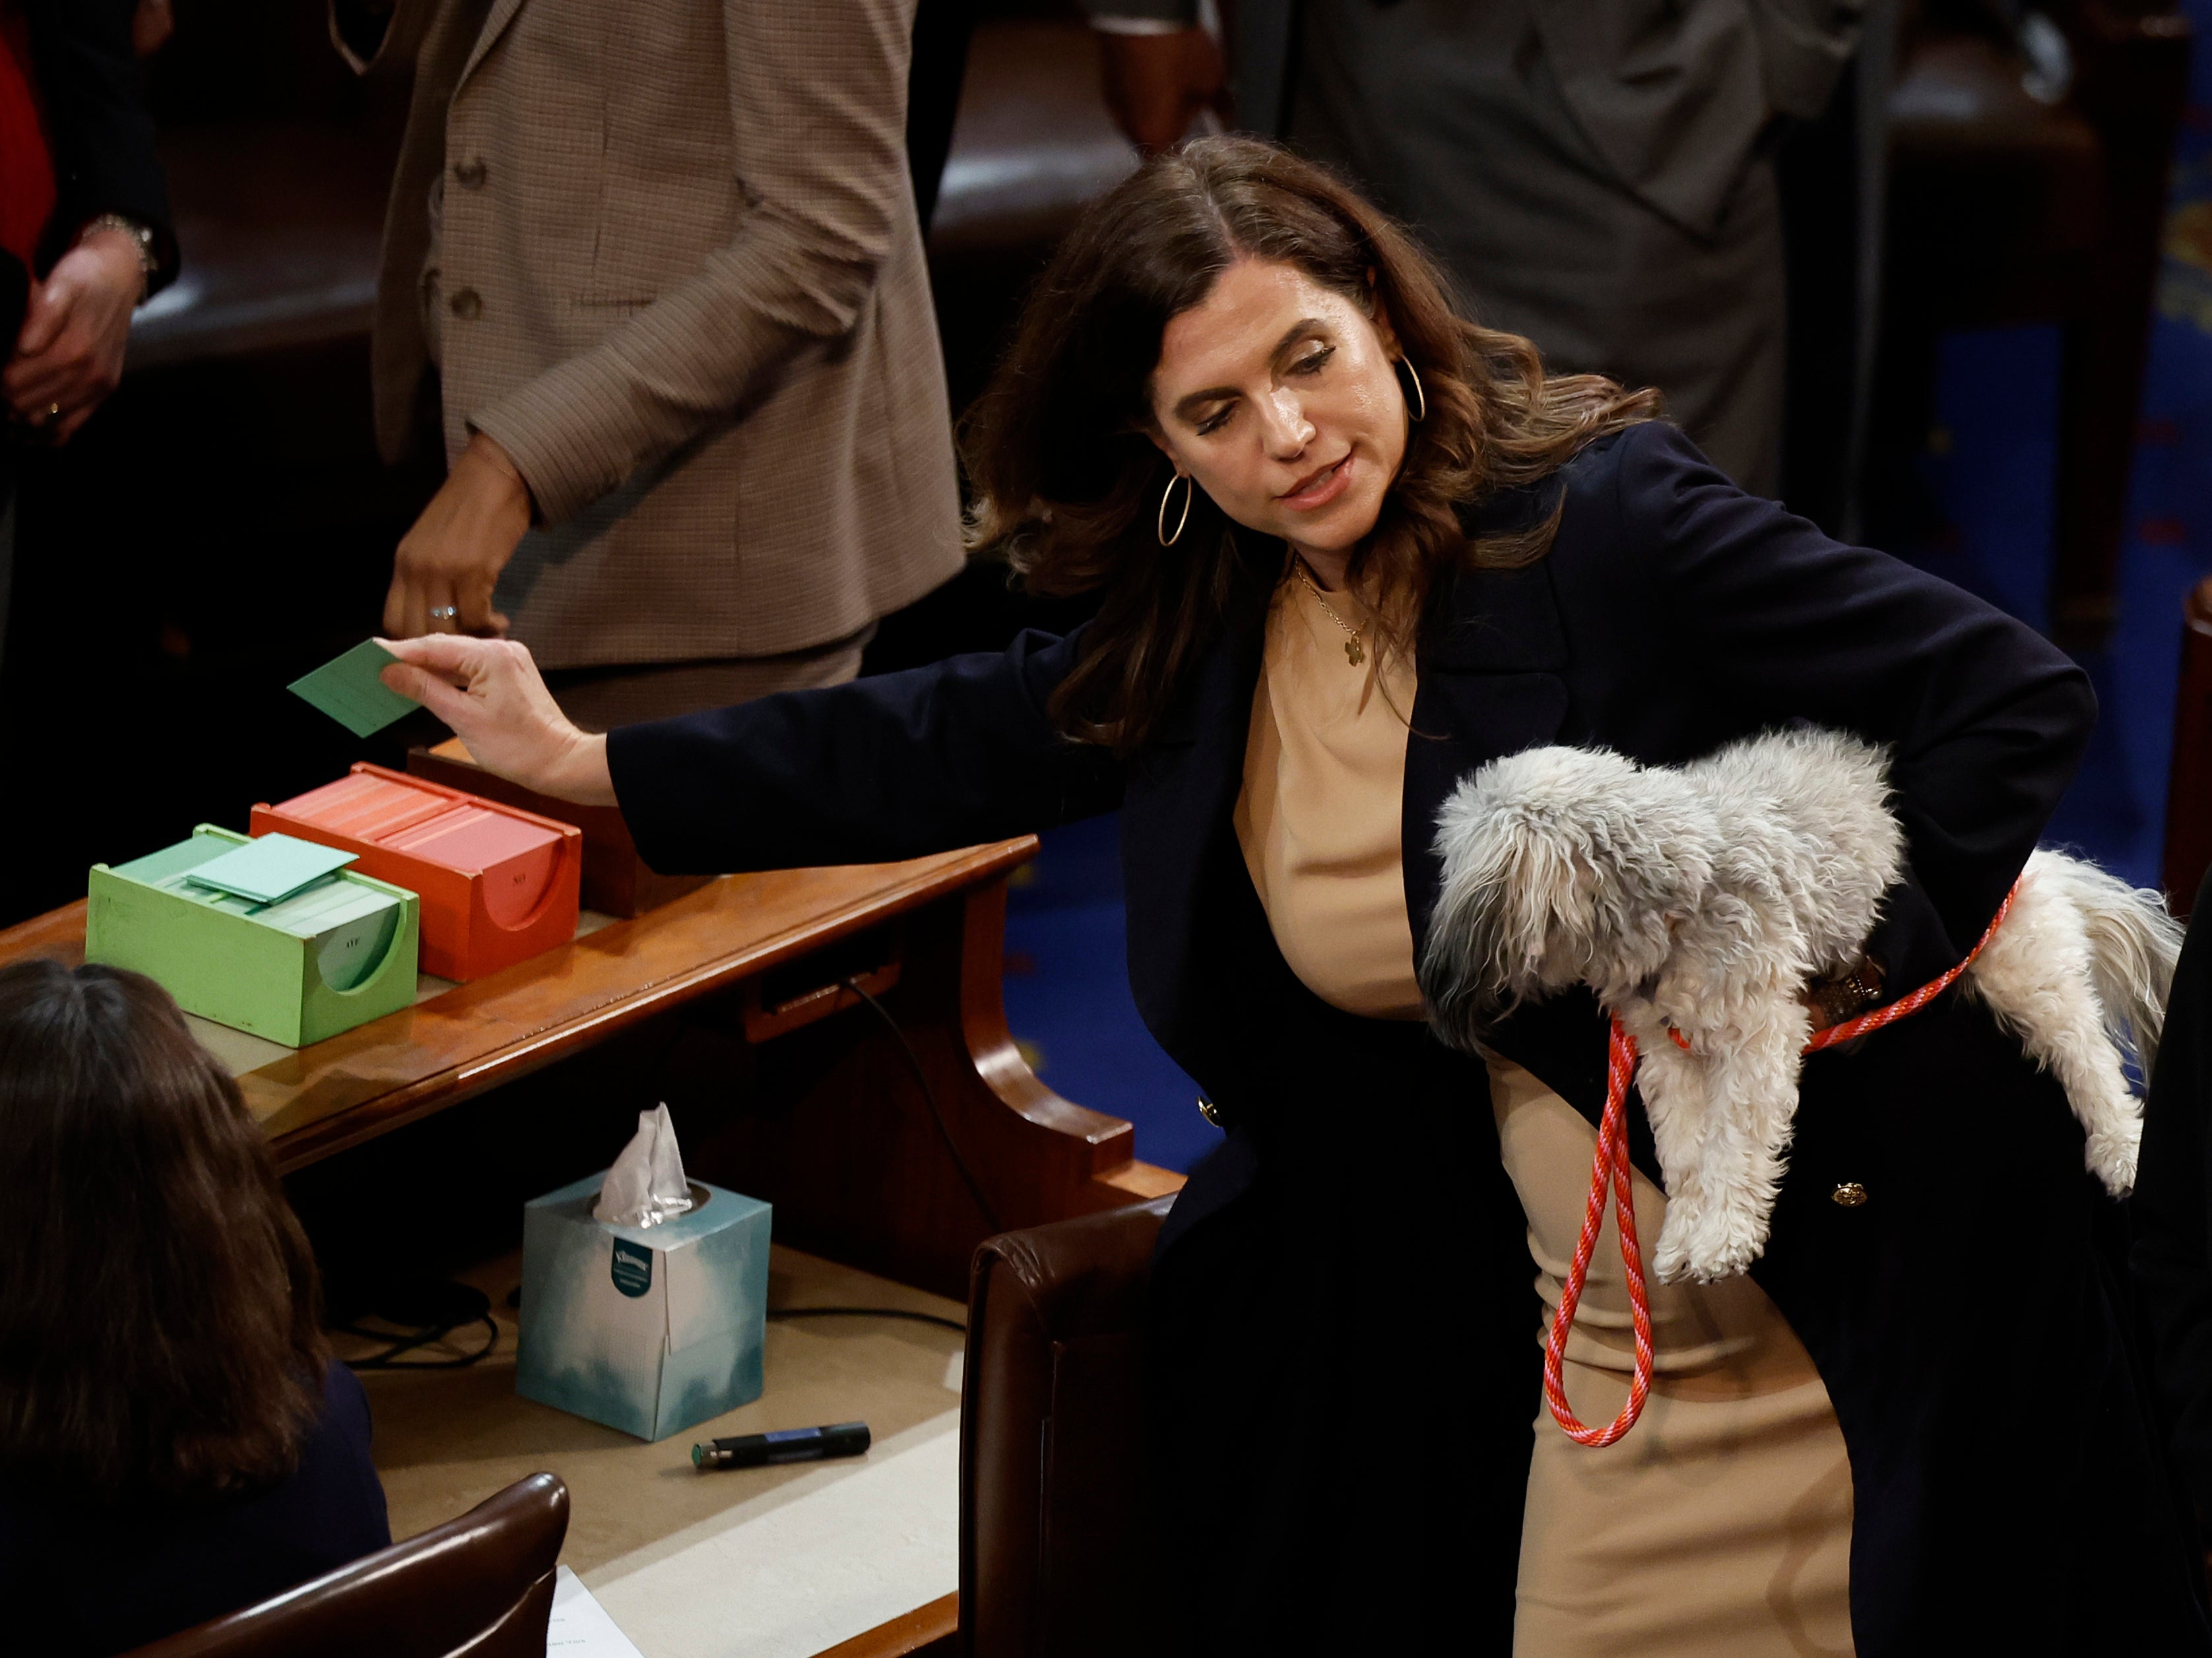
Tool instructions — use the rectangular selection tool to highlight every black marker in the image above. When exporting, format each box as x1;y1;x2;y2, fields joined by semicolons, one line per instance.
692;1420;871;1471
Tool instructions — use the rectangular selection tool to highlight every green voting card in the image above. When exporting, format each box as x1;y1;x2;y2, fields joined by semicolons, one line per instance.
288;640;420;738
183;833;357;906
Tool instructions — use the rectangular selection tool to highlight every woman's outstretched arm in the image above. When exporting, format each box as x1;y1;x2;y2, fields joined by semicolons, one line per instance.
380;627;1125;874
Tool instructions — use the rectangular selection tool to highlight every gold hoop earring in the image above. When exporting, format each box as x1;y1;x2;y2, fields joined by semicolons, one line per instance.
1398;358;1427;423
1157;472;1194;546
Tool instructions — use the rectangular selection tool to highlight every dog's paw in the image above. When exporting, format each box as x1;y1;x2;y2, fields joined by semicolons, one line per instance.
2084;1122;2140;1198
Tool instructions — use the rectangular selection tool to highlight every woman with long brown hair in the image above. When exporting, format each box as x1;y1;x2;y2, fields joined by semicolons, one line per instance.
381;137;2208;1652
0;960;389;1655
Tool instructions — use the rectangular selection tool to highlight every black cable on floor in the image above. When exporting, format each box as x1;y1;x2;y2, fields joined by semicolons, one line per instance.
331;1279;501;1370
840;975;1001;1232
333;1312;500;1370
768;1305;967;1335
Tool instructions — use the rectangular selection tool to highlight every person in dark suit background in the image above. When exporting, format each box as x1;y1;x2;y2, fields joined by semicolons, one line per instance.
0;0;174;690
378;139;2205;1649
1084;0;1864;499
0;0;173;445
0;961;389;1657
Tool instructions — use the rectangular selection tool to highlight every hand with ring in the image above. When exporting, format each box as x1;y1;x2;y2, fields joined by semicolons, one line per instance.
383;431;533;637
4;229;145;443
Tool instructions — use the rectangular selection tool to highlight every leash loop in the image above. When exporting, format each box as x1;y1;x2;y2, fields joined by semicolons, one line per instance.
1540;1017;1656;1446
1544;878;2021;1446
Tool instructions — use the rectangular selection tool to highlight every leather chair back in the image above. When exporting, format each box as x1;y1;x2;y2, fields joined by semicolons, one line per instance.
124;1473;569;1658
960;1197;1173;1658
1879;1;2191;647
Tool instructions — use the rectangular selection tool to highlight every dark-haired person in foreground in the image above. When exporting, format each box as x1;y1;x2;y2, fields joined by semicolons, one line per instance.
379;137;2207;1652
0;961;389;1656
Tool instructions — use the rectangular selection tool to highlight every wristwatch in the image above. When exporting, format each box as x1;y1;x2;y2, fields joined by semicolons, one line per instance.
78;213;159;302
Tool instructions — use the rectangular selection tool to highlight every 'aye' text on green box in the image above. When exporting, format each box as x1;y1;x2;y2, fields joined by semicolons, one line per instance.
86;825;419;1047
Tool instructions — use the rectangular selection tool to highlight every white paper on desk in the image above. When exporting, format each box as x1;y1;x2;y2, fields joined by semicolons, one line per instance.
550;1565;647;1657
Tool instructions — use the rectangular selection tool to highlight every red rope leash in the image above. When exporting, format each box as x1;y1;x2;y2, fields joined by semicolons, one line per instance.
1543;879;2022;1447
1541;1017;1656;1446
1802;881;2019;1053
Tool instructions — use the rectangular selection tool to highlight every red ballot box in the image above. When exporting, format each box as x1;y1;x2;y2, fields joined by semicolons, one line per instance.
251;764;583;982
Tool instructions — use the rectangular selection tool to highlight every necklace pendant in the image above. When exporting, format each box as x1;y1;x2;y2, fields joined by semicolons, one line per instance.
1344;638;1365;666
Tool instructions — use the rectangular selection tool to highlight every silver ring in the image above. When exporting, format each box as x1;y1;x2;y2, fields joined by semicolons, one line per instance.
428;606;458;620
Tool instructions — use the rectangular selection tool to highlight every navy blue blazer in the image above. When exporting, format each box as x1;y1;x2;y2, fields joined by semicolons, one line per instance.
0;1360;391;1656
613;422;2210;1654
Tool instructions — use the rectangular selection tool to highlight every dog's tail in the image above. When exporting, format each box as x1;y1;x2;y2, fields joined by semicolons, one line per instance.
2027;848;2183;1080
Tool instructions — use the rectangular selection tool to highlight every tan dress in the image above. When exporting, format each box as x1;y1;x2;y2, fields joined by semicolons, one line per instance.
1233;569;1858;1657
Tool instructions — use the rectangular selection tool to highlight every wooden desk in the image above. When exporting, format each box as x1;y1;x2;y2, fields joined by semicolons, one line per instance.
0;840;1179;1299
358;1241;966;1657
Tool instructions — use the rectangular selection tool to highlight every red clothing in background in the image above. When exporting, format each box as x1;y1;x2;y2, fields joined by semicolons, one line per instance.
0;0;55;271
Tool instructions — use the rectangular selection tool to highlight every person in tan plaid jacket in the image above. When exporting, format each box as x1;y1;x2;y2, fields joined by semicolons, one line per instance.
333;0;963;724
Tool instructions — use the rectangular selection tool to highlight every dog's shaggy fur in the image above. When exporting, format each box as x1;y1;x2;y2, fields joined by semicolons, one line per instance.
1420;729;2180;1284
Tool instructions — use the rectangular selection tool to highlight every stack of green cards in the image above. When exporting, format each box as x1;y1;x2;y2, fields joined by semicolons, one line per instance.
183;833;357;905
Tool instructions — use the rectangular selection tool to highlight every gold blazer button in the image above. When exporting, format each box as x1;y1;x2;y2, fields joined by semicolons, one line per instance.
1831;1182;1869;1207
1196;1096;1225;1128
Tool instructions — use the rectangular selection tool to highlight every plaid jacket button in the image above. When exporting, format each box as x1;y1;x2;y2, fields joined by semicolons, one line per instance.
1831;1181;1869;1207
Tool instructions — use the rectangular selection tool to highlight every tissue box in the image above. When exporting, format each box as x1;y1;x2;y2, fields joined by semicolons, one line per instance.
516;1172;773;1442
86;825;419;1047
250;763;583;982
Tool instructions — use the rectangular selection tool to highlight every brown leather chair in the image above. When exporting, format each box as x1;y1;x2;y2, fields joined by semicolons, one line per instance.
2164;577;2212;914
1879;0;2191;645
960;1196;1173;1658
121;1472;570;1658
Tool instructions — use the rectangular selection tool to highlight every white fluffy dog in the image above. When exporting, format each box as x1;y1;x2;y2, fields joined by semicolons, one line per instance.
1419;728;2179;1284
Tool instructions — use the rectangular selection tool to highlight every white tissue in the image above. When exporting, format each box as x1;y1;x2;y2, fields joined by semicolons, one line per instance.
593;1103;695;1228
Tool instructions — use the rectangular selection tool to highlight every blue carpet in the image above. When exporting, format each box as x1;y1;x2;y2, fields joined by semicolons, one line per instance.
1004;8;2212;1162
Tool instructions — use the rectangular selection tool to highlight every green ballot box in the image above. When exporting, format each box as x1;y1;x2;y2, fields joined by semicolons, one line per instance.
516;1173;773;1442
86;825;420;1047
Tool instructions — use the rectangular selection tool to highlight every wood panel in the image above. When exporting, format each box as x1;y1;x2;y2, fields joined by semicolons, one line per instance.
812;1595;958;1658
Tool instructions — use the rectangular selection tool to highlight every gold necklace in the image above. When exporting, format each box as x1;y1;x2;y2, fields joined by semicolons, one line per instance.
1293;561;1366;666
